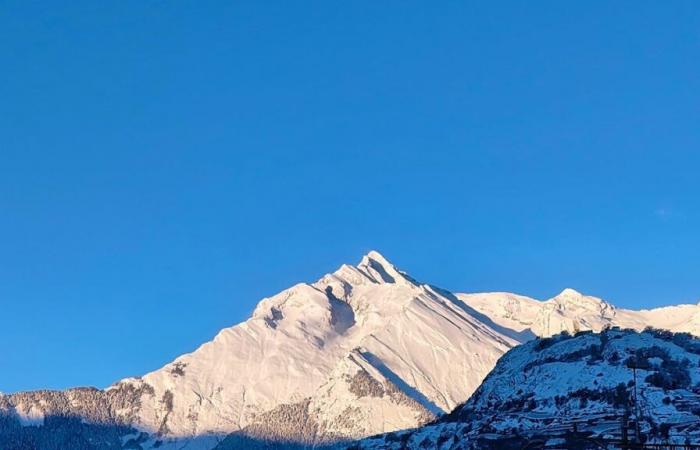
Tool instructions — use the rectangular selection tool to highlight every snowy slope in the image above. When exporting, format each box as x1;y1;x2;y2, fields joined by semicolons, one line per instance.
123;251;517;448
458;288;700;339
3;252;700;450
0;251;518;449
351;328;700;449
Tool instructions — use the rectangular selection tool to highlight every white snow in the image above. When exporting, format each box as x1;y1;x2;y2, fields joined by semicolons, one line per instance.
459;288;700;339
352;329;700;449
15;404;44;427
91;253;700;448
120;251;516;447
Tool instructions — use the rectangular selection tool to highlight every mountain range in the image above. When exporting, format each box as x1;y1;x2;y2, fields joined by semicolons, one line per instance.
2;251;700;449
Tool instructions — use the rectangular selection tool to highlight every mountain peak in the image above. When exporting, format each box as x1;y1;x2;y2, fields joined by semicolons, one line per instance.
360;250;391;266
555;288;584;298
547;288;613;318
356;250;411;285
358;250;398;283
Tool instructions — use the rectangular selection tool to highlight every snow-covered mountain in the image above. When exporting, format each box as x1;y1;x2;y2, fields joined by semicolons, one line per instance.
350;328;700;449
2;251;700;449
0;252;517;449
458;288;700;339
131;251;518;448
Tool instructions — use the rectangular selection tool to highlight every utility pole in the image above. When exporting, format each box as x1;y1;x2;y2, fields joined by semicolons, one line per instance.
621;412;629;448
632;363;642;443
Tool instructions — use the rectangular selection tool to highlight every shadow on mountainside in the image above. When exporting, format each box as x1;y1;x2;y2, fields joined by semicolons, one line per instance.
430;285;537;343
0;412;143;450
213;433;343;450
0;411;338;450
324;286;356;335
359;350;445;415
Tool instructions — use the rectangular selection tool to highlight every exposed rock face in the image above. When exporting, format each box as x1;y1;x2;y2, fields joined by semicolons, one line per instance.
2;382;152;426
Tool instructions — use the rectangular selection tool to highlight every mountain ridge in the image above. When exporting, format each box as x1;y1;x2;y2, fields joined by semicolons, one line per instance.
2;251;700;450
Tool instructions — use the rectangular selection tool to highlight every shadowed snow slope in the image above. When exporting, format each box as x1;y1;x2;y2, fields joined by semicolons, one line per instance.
3;252;700;450
349;329;700;449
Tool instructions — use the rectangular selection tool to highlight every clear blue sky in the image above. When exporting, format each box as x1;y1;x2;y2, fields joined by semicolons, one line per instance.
2;1;699;393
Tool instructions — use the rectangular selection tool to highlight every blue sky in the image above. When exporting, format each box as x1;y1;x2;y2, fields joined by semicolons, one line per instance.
2;1;699;392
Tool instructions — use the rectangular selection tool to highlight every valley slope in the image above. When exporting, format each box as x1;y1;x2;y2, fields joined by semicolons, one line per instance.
350;328;700;449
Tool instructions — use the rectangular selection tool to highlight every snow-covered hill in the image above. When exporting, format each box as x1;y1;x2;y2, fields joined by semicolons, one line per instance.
351;328;700;449
2;251;700;449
